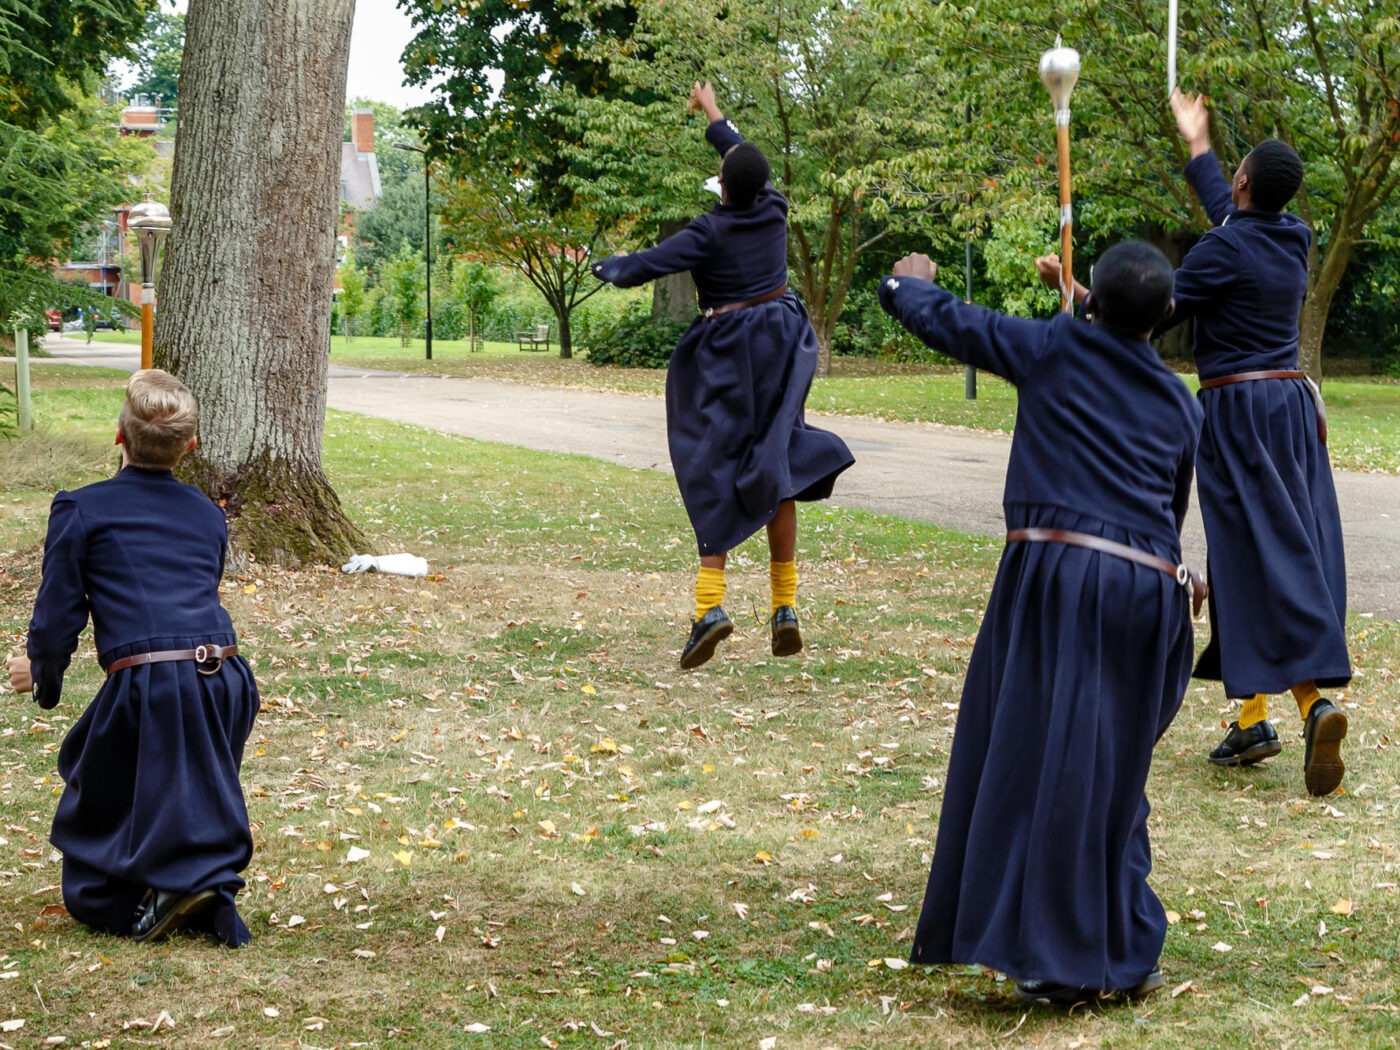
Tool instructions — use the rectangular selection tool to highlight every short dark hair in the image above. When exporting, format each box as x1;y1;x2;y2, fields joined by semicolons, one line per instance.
721;142;770;208
1243;139;1304;211
1088;241;1175;333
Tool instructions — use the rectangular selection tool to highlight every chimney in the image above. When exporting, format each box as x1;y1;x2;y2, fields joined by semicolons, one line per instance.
352;109;375;154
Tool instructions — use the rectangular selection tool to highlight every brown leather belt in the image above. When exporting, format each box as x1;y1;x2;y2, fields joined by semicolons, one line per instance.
106;644;239;677
1006;528;1207;617
1198;369;1327;446
701;284;788;321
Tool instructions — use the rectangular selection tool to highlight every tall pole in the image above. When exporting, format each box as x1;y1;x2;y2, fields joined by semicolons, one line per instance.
963;101;977;400
394;142;432;360
1040;39;1081;313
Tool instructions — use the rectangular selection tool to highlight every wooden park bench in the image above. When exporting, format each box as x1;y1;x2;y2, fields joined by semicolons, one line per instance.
517;323;551;352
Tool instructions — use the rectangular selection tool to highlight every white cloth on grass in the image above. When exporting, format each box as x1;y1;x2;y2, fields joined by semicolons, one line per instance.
340;554;429;577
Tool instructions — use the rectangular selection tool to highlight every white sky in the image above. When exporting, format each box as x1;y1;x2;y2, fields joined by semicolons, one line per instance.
149;0;435;110
346;1;436;109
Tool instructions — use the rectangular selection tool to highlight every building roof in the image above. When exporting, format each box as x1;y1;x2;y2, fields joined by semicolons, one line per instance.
340;142;381;211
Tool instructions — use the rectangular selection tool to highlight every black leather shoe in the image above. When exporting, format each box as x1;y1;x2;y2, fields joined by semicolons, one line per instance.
680;606;733;670
1303;699;1347;797
770;605;802;657
130;888;219;944
1208;720;1282;766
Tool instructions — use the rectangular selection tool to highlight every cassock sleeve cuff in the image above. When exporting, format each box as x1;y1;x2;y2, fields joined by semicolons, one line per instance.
28;653;68;710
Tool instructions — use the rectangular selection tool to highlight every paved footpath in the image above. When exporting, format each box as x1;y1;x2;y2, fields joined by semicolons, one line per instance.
24;340;1400;618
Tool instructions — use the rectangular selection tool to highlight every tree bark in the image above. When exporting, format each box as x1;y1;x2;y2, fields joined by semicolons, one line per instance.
1299;239;1354;385
157;0;364;566
651;220;696;323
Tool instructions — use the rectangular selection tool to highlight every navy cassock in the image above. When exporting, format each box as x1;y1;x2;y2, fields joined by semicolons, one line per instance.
591;118;853;556
26;466;259;946
1163;151;1350;696
880;276;1202;991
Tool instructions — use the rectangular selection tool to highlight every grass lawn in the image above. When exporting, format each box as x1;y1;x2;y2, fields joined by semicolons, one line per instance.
2;367;1397;1048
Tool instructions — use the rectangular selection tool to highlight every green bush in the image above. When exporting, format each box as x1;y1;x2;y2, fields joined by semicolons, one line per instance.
831;284;952;365
584;301;689;368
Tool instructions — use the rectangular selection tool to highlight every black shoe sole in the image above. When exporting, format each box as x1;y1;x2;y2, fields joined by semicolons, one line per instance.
771;623;802;657
680;620;733;670
1207;738;1283;767
131;889;219;944
1304;707;1347;797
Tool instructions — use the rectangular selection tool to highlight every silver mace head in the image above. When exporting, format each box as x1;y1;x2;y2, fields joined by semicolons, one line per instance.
1039;35;1081;118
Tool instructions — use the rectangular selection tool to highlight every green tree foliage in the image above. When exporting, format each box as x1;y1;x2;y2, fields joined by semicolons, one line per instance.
126;7;183;104
400;0;628;357
0;0;147;128
0;1;151;339
336;250;367;338
568;0;956;374
379;241;426;347
905;0;1400;377
353;171;439;280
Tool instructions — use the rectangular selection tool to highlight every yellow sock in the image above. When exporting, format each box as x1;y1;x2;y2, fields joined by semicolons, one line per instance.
770;560;797;615
1291;682;1322;721
695;567;726;621
1238;694;1269;729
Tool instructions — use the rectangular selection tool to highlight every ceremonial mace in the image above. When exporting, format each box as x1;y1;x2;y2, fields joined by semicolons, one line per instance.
1039;38;1081;313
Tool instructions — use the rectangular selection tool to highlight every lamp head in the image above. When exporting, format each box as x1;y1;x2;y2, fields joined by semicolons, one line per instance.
1039;38;1081;115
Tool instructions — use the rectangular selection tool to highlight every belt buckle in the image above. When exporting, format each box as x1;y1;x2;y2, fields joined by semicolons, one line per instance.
703;306;715;320
194;644;224;675
1175;564;1189;587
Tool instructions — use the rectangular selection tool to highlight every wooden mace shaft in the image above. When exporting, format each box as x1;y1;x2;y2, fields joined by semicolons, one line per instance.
1056;121;1074;313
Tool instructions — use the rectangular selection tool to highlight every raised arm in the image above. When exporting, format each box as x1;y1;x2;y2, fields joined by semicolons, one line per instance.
1172;90;1235;226
878;254;1052;386
25;493;91;709
690;80;744;157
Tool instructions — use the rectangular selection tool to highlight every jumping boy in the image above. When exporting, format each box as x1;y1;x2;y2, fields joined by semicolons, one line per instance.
882;243;1202;1004
1167;91;1350;794
591;82;853;669
5;369;260;946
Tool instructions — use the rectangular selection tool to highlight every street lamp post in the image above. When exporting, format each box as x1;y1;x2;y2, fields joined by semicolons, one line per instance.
393;142;432;361
127;192;171;370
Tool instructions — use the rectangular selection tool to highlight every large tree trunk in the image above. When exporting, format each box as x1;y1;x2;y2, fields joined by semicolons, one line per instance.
157;0;364;566
1299;228;1358;386
651;220;696;323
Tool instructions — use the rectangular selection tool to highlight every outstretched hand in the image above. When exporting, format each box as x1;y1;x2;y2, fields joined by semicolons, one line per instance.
1034;253;1063;291
1170;89;1212;158
688;81;722;122
891;253;937;282
1034;252;1090;304
5;654;32;694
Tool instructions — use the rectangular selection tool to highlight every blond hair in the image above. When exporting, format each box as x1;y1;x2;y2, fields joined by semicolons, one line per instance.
119;369;199;469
